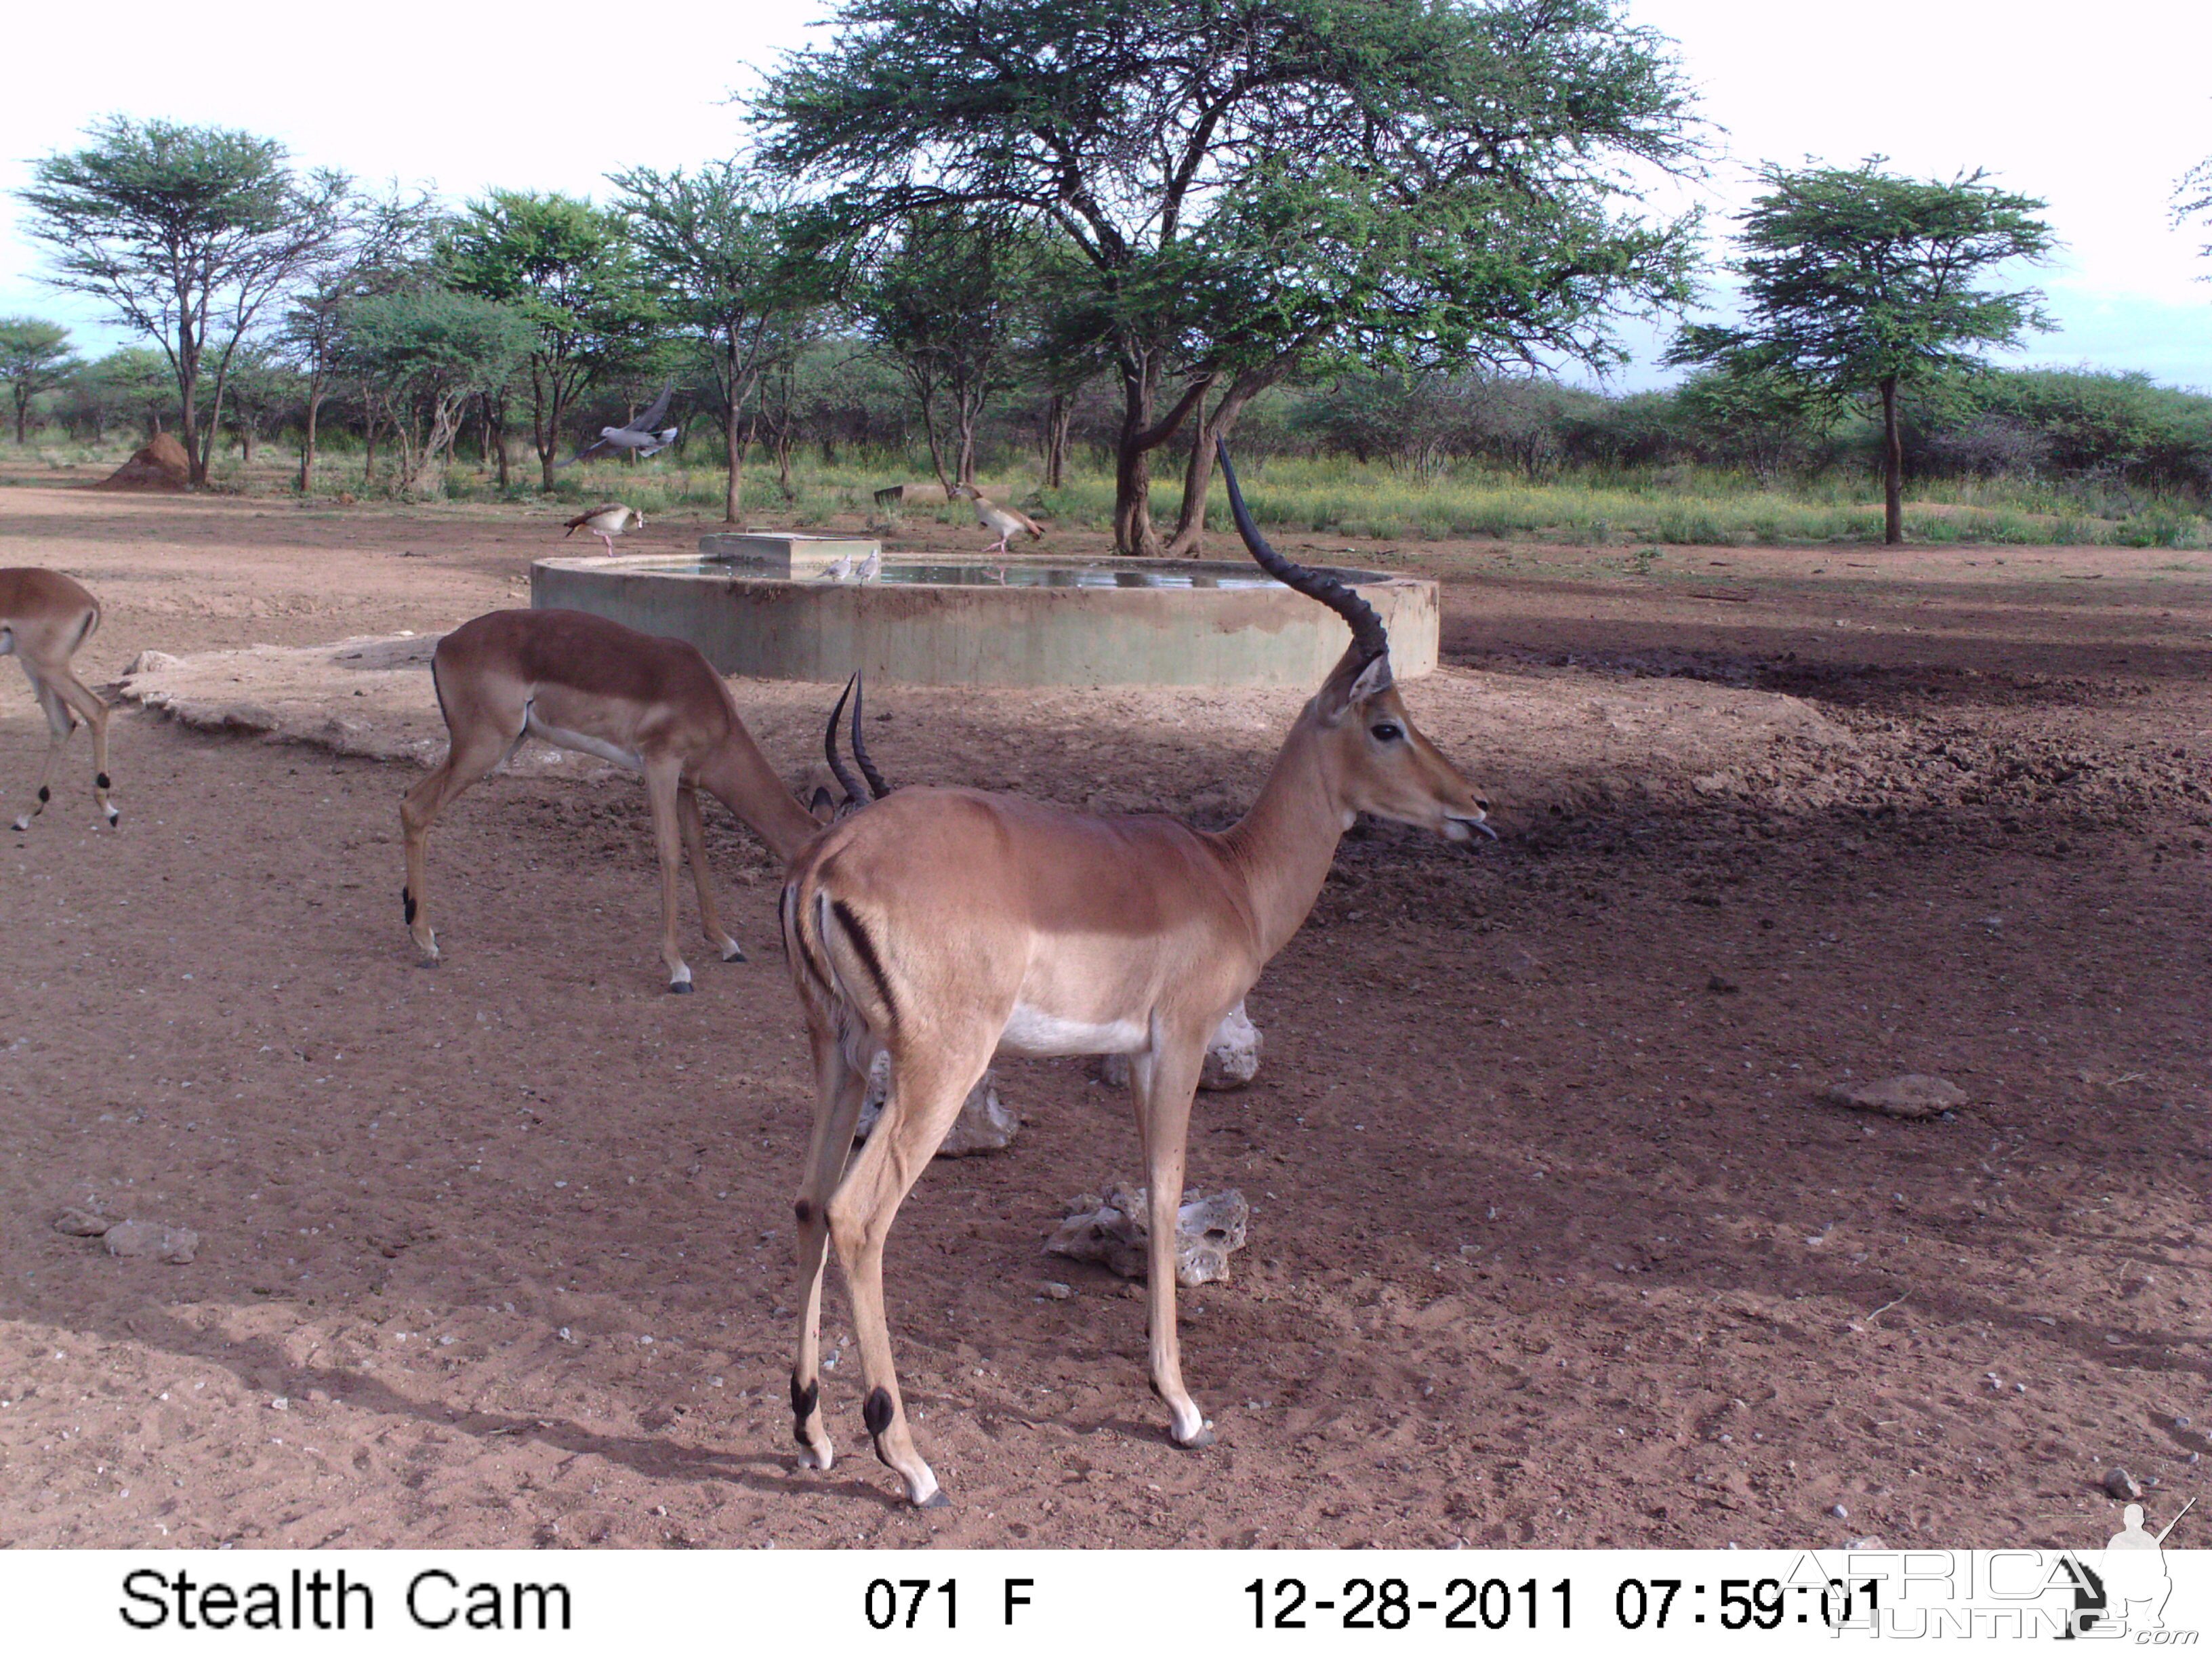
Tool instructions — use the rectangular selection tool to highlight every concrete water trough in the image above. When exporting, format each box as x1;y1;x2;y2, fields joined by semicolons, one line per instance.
530;535;1439;689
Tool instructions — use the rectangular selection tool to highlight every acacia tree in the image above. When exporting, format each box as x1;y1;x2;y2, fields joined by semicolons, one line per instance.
1666;159;2055;544
0;318;83;444
281;185;440;492
442;191;659;489
853;210;1038;490
215;342;295;466
59;348;171;443
333;288;532;496
18;118;349;486
609;163;828;520
758;0;1704;554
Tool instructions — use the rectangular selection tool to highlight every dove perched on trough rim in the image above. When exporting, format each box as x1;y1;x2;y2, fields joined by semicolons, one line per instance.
562;503;644;554
560;382;679;466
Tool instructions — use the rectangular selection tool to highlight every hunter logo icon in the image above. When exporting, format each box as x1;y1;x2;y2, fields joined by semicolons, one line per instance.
2062;1494;2194;1639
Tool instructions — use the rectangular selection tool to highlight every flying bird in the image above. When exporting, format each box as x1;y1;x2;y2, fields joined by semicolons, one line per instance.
562;503;644;554
560;383;678;466
951;483;1043;556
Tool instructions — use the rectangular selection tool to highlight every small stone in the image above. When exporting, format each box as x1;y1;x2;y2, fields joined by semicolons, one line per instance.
1038;1282;1072;1300
1706;973;1740;994
2104;1467;2142;1500
123;649;182;676
270;1397;289;1412
1829;1504;1849;1520
54;1207;112;1237
100;1220;201;1264
1488;941;1543;984
1821;1073;1969;1120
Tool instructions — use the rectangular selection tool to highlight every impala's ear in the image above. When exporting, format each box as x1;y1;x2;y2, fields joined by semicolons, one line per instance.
1319;649;1394;721
808;785;835;821
1349;653;1393;702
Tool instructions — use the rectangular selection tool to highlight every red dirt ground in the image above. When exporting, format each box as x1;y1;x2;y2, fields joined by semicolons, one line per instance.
0;480;2205;1551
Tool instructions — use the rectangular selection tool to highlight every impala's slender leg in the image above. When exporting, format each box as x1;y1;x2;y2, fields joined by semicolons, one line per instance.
1132;1029;1215;1448
11;676;73;831
398;694;523;963
789;1015;872;1476
827;1033;997;1508
676;780;745;964
12;662;116;831
642;756;693;991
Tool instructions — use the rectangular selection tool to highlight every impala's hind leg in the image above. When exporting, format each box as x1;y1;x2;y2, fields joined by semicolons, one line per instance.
9;673;77;832
827;1033;996;1507
790;1017;872;1475
31;663;114;829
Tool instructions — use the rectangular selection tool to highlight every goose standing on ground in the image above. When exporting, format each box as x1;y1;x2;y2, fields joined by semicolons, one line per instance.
951;483;1043;556
562;503;644;554
560;383;679;466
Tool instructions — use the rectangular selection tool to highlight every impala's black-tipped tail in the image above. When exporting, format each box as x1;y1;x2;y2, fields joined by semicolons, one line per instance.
1218;438;1388;663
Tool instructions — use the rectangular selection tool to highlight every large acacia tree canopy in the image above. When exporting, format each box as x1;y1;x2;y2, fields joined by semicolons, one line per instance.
757;0;1708;551
755;0;1708;371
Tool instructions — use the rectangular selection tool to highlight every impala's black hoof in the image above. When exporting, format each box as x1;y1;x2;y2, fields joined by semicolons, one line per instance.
668;980;695;994
918;1489;951;1509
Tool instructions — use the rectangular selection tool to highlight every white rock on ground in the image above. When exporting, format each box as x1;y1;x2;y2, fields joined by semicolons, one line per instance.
854;1051;1020;1156
1088;1001;1263;1092
1820;1073;1969;1120
1043;1181;1250;1286
98;1220;201;1264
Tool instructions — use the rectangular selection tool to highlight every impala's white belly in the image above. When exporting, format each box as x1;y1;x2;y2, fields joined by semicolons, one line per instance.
527;712;642;771
996;1002;1146;1059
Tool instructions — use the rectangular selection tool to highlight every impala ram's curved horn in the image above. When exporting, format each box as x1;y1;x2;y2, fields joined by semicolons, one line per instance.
823;674;867;807
848;672;891;800
1216;438;1387;663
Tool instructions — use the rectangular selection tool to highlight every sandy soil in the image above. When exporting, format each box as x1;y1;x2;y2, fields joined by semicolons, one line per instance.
0;477;2205;1552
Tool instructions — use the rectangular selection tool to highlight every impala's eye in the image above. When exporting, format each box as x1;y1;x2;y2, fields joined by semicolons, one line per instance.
1370;722;1404;743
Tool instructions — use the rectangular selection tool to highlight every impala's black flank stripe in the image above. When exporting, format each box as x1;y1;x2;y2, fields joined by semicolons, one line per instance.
783;884;838;999
829;899;898;1029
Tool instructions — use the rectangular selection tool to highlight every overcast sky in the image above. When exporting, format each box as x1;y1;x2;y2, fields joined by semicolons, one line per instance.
3;0;2207;391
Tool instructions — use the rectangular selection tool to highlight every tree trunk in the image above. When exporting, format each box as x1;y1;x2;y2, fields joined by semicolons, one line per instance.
723;410;745;524
1880;375;1904;546
1166;367;1285;556
12;392;27;445
1112;358;1214;556
487;397;511;491
1044;392;1071;490
298;384;323;493
918;390;950;491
